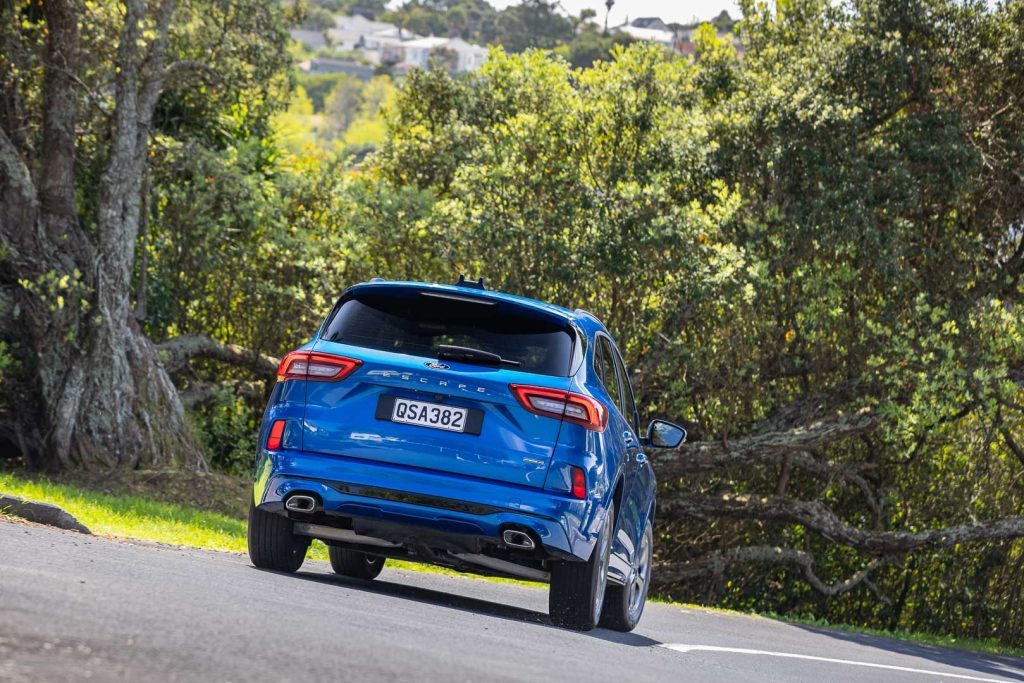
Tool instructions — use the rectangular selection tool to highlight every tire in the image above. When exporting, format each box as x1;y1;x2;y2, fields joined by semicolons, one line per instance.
329;545;386;580
600;517;653;632
247;497;310;573
549;502;614;631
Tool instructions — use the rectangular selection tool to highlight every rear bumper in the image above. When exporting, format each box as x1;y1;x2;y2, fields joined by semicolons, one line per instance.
254;450;597;560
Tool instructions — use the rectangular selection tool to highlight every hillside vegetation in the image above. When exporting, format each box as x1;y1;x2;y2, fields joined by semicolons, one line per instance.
1;0;1023;647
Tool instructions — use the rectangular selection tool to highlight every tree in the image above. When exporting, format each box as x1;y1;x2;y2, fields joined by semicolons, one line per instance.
370;1;1024;639
324;75;366;138
311;0;387;19
572;7;596;30
646;0;1024;634
429;46;460;74
383;0;573;52
300;6;335;30
564;26;635;68
0;0;290;470
494;0;574;52
711;10;735;32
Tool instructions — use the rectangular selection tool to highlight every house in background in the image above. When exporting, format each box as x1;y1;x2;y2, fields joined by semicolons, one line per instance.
292;15;489;75
398;36;452;69
407;38;489;73
629;17;671;31
612;17;743;58
290;28;328;51
325;15;404;51
612;20;676;49
296;57;377;80
361;34;407;66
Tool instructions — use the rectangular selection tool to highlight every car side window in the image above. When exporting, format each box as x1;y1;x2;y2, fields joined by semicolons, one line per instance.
592;336;608;387
593;338;607;391
611;345;639;434
596;336;623;414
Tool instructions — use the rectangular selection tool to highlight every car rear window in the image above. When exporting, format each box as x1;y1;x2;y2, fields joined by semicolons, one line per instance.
321;289;575;376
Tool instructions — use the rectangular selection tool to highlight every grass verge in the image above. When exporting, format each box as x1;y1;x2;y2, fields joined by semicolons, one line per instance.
2;470;1022;657
0;470;534;583
0;470;252;553
764;612;1024;659
649;598;1024;658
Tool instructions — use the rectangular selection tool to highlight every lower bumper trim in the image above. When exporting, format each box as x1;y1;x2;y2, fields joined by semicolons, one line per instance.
450;552;550;582
293;522;400;548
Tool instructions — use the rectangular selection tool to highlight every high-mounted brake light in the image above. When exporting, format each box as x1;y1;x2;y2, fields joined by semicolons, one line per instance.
276;350;361;382
266;419;286;450
509;384;607;431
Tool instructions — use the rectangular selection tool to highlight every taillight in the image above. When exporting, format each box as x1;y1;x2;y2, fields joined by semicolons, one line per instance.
509;384;607;431
571;466;587;499
276;350;361;382
266;419;286;450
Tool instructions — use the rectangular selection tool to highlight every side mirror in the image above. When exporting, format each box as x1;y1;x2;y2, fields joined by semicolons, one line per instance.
646;419;687;449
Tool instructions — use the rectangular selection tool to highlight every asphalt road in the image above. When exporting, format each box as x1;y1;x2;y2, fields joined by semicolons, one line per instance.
2;520;1023;683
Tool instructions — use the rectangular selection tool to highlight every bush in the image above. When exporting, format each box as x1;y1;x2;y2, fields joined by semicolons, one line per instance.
191;389;263;476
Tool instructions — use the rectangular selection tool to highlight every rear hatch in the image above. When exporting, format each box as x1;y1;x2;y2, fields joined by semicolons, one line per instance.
301;284;579;488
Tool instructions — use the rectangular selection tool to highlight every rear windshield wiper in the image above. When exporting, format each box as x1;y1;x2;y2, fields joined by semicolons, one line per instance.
437;345;521;368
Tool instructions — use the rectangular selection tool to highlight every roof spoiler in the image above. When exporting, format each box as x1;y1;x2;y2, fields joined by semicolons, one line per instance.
454;274;486;290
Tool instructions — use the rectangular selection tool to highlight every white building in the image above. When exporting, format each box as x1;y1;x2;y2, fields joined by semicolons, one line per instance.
396;36;488;72
293;15;490;74
399;36;453;69
290;28;328;51
443;38;489;72
326;15;402;51
361;34;407;66
612;22;676;49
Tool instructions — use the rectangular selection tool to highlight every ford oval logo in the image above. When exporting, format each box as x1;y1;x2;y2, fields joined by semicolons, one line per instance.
425;361;450;370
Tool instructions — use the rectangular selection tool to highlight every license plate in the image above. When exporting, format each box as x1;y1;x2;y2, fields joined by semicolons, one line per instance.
390;397;468;433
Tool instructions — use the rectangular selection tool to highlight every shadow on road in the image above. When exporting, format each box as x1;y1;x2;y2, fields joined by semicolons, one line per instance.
790;623;1024;682
275;567;661;648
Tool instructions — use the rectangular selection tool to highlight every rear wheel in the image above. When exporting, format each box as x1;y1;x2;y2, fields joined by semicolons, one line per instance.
549;503;614;631
247;497;310;572
329;546;386;580
600;517;652;631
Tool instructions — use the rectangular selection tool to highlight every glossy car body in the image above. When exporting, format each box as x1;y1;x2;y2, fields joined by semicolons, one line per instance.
251;279;678;626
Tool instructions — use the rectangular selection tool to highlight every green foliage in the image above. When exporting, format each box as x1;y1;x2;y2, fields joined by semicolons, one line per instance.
0;341;12;384
559;27;637;69
324;75;367;136
300;6;335;30
310;0;388;18
382;0;577;52
131;0;1024;647
279;74;397;157
491;0;573;52
374;45;744;365
711;10;737;32
191;389;262;476
669;0;1024;643
0;471;250;551
297;72;348;111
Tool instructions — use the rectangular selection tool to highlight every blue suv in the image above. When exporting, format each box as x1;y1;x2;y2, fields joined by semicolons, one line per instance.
247;279;686;631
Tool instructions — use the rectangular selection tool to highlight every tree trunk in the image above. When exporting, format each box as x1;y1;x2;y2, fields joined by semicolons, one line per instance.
38;306;206;472
3;168;205;471
0;0;206;472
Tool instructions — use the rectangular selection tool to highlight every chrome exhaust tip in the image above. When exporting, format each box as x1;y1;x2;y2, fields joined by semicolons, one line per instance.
502;529;536;550
284;494;317;513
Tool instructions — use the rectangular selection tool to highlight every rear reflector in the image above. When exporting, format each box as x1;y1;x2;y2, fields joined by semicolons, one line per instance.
266;419;286;450
509;385;607;431
277;350;361;382
571;466;586;499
